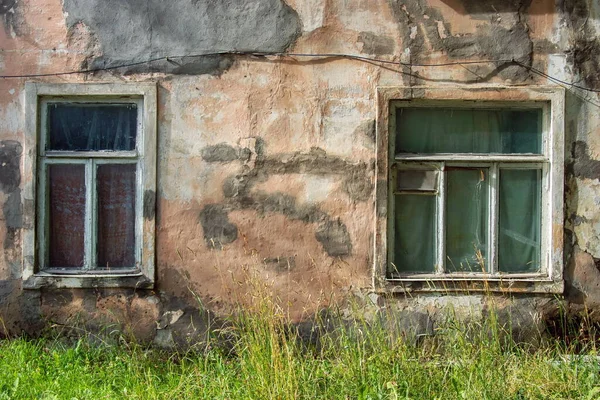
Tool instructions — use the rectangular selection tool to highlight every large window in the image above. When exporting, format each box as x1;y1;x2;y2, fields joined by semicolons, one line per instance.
375;87;564;292
23;83;157;289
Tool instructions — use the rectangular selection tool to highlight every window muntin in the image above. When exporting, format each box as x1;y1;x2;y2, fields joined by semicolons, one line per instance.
23;82;156;289
38;99;143;273
388;103;548;278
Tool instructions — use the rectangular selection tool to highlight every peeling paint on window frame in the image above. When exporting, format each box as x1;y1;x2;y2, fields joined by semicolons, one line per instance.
22;83;157;289
374;86;565;294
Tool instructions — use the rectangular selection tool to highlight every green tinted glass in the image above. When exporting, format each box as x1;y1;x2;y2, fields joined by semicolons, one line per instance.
498;169;542;273
396;108;541;154
446;168;489;272
391;194;436;275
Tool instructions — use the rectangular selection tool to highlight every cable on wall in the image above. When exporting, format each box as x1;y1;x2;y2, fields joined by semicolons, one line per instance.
1;50;599;94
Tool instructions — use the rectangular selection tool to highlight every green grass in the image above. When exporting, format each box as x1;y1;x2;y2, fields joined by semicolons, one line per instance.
1;300;600;399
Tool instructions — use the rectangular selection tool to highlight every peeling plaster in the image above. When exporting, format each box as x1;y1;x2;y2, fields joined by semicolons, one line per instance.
3;0;600;340
62;0;301;75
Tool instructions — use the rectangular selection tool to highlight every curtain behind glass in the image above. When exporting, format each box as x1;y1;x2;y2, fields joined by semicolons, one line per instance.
446;168;489;272
47;103;137;151
498;169;541;272
396;108;541;154
392;194;436;275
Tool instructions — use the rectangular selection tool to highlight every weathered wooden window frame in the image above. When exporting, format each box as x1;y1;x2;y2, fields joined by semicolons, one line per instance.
23;83;157;289
374;86;564;293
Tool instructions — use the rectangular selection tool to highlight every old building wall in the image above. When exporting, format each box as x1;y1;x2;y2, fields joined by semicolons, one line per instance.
1;0;600;345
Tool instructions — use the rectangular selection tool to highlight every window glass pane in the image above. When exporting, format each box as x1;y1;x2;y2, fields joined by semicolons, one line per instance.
48;164;86;269
47;103;137;151
390;194;436;275
446;168;489;272
498;169;542;273
396;108;541;154
396;169;439;192
97;164;136;269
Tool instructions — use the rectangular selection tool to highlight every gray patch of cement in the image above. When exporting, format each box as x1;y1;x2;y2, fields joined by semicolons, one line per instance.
143;190;156;220
389;0;533;82
570;141;600;180
199;204;238;249
201;143;240;163
202;144;369;257
62;0;301;75
358;32;395;55
315;219;352;257
0;140;21;193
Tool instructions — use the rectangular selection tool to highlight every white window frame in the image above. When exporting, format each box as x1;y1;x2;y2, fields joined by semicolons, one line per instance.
374;86;564;293
23;82;157;289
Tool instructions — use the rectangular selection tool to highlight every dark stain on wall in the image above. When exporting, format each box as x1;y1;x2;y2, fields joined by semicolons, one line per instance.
569;141;600;180
315;219;353;257
199;204;238;249
388;0;533;82
354;119;376;144
3;190;21;250
143;190;156;220
201;144;367;257
358;32;395;56
0;0;15;13
453;0;532;15
0;141;21;193
0;141;22;250
559;0;600;90
201;143;242;163
0;0;25;37
62;0;301;75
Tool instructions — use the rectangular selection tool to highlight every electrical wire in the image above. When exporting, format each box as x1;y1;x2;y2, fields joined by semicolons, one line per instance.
512;60;600;93
1;50;599;94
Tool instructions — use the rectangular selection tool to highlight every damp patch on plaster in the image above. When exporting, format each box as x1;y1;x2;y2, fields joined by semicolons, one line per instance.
560;0;600;90
0;0;26;37
200;144;370;257
388;0;533;82
315;219;352;257
199;204;238;249
358;32;395;56
143;190;156;220
570;141;600;180
201;143;242;163
0;140;21;193
0;141;22;250
354;119;376;144
62;0;301;75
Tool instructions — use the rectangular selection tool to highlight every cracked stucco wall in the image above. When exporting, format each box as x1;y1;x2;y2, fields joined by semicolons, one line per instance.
1;0;600;344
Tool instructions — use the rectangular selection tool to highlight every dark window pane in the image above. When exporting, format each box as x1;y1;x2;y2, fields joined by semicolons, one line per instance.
390;194;436;275
97;164;136;269
498;169;542;273
47;103;137;151
48;164;86;269
396;108;541;154
396;169;439;192
446;168;489;272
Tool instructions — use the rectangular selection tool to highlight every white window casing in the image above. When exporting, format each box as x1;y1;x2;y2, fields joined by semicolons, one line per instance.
22;82;157;289
374;86;565;293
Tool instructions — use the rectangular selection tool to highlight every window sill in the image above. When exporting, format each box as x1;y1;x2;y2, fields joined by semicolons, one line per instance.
22;272;154;289
378;277;563;294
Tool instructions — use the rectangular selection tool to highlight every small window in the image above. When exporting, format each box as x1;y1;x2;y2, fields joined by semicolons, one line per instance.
23;83;157;288
375;87;564;293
